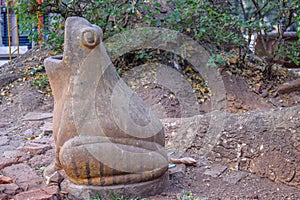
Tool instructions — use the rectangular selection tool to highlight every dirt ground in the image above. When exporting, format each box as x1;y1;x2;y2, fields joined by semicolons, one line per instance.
0;46;300;199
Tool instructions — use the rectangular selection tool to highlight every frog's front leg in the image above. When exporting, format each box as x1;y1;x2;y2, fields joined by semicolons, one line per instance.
59;135;168;186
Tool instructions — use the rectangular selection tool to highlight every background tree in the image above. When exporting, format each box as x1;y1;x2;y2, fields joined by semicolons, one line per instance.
13;0;300;79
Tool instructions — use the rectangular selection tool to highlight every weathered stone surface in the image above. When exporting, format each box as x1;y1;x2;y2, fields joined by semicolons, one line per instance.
0;136;9;146
0;175;13;184
165;104;300;188
0;130;7;135
40;122;53;135
0;194;9;200
23;128;34;137
0;150;30;170
2;163;44;190
169;164;186;178
222;171;248;184
44;16;168;193
29;153;54;169
0;74;22;88
20;143;51;155
0;157;19;170
0;183;20;195
3;150;29;160
277;78;300;94
23;112;53;121
204;164;227;178
14;185;58;200
60;173;169;200
45;171;65;185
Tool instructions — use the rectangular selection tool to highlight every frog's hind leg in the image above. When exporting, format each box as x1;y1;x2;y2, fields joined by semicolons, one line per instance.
59;135;168;186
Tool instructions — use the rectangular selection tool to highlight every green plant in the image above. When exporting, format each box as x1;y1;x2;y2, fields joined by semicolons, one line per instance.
90;191;148;200
297;16;300;39
13;0;153;52
178;190;197;200
22;64;51;95
163;0;300;78
164;0;246;54
91;193;101;200
236;0;300;78
14;0;300;80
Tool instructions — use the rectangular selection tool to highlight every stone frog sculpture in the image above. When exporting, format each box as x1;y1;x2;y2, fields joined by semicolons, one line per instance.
44;17;168;188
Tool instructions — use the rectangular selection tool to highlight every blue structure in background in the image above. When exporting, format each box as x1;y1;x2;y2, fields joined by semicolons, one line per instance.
1;5;31;49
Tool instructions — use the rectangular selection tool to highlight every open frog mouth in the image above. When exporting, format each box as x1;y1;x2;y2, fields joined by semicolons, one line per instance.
51;55;63;60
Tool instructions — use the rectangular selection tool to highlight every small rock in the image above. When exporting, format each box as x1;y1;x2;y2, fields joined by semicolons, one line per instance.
222;171;248;184
3;150;19;158
2;163;44;190
41;122;53;135
0;136;9;146
0;132;7;137
22;128;34;138
0;157;19;170
20;143;51;155
158;7;168;13
261;90;269;98
0;183;20;195
204;164;227;178
0;175;13;184
3;150;29;162
0;194;9;200
277;79;300;94
169;164;186;179
14;185;58;200
29;153;54;169
23;112;53;121
45;171;64;185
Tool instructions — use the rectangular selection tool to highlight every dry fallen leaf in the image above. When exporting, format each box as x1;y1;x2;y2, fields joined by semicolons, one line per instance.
23;136;36;140
170;157;197;166
135;9;142;19
0;175;13;184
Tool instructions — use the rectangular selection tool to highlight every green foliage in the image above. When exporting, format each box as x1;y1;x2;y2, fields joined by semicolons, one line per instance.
13;0;152;52
13;0;300;79
164;0;246;53
178;190;197;200
90;192;148;200
297;16;300;39
164;0;299;69
23;64;51;95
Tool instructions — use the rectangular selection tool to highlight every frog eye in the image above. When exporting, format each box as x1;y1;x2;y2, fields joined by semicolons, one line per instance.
79;26;103;49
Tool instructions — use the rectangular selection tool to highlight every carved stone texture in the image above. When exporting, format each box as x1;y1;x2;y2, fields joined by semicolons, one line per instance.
44;17;168;197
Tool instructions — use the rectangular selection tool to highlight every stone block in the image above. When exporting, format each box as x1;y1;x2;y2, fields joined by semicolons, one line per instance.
204;164;227;178
61;173;169;200
20;143;51;155
0;175;13;184
2;163;44;190
0;183;20;195
169;164;186;179
40;122;53;135
23;112;53;121
0;194;9;200
14;185;58;200
0;136;9;146
0;157;18;170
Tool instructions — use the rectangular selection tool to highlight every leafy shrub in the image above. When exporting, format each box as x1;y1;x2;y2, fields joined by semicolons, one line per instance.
13;0;300;79
163;0;246;53
13;0;151;52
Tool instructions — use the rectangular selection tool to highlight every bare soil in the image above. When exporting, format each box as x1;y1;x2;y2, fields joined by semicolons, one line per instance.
0;46;300;199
